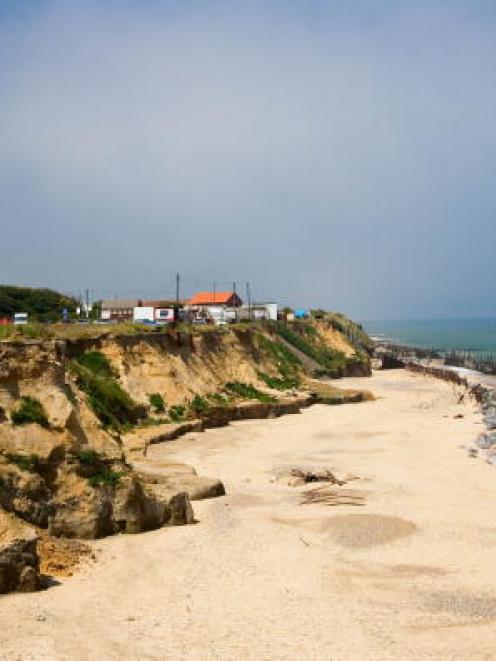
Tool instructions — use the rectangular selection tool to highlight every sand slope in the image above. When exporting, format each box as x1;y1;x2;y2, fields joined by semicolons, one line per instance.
1;370;496;660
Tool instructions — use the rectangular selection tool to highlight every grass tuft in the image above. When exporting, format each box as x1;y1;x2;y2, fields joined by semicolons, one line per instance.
11;396;50;428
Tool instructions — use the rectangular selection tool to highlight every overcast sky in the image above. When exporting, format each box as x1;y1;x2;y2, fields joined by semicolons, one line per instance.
0;0;495;319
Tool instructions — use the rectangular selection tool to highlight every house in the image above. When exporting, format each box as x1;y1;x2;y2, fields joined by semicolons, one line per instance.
101;300;138;322
188;291;243;309
133;300;177;323
235;303;278;322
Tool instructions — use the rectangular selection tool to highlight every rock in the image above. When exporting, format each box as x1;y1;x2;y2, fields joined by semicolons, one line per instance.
0;509;39;594
0;459;52;527
131;461;226;501
0;423;71;462
48;469;195;538
477;433;496;449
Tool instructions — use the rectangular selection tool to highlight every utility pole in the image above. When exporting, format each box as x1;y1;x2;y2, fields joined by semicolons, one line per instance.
85;289;90;319
175;273;180;322
246;282;252;320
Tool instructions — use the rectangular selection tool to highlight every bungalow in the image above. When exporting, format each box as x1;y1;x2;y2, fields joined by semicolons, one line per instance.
188;291;243;309
187;291;243;324
100;300;138;322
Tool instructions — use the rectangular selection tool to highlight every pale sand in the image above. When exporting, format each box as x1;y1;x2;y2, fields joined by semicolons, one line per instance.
2;369;496;660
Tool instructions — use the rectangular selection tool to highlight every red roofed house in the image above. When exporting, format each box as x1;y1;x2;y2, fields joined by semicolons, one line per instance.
188;291;243;308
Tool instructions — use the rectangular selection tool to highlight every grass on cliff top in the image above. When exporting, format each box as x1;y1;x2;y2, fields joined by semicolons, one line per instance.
69;351;141;432
11;396;50;429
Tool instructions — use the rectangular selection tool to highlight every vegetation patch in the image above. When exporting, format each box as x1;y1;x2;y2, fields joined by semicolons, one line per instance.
269;321;348;375
257;334;301;386
257;371;296;391
70;351;141;432
11;396;50;428
76;449;100;466
224;381;276;403
0;285;77;322
168;405;186;422
6;453;40;473
206;392;230;407
189;395;209;415
88;468;122;488
148;393;166;414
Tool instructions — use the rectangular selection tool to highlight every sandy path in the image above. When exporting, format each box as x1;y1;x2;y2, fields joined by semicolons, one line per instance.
2;370;496;660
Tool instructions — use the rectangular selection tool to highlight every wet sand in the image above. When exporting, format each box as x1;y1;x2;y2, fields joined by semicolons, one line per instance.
1;369;496;660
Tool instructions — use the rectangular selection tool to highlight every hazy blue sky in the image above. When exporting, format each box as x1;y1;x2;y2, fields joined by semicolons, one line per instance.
0;0;495;319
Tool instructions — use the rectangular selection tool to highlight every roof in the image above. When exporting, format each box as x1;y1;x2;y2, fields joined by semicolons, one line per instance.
101;299;138;310
188;291;239;306
142;300;182;308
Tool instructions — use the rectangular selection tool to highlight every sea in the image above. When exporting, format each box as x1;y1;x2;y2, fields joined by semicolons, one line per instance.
365;318;496;359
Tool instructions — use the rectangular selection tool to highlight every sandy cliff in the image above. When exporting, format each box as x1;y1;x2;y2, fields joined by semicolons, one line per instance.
0;318;370;592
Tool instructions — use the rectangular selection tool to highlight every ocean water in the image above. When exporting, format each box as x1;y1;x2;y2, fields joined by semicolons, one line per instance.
365;318;496;356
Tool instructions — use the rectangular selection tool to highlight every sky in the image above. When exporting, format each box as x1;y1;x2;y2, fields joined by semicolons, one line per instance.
0;0;495;320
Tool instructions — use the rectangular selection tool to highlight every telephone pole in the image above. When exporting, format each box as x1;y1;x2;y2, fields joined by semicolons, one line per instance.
246;282;252;320
174;273;180;322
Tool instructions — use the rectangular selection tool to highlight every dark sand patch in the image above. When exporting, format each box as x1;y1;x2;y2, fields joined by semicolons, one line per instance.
323;514;417;548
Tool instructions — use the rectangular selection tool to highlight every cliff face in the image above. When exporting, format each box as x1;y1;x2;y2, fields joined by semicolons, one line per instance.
0;318;371;592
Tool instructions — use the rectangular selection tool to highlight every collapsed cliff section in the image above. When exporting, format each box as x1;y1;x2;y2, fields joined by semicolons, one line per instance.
0;317;372;592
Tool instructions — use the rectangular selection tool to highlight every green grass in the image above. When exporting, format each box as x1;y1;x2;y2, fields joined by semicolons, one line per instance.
224;381;276;403
76;449;100;466
6;453;40;473
206;392;230;407
256;333;301;387
11;396;50;428
168;405;186;422
70;351;140;432
269;321;347;374
88;468;122;488
76;351;115;377
189;394;209;414
148;393;166;414
257;371;297;391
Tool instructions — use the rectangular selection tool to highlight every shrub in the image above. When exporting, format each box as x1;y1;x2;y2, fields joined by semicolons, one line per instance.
190;395;209;414
149;393;166;414
11;396;49;428
224;381;276;403
169;405;186;422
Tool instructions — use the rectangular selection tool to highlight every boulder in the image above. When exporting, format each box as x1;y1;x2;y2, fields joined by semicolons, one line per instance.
48;469;194;538
477;432;496;449
0;509;39;593
131;461;225;501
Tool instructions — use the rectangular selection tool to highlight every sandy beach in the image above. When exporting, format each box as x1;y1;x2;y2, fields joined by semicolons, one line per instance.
1;369;496;660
